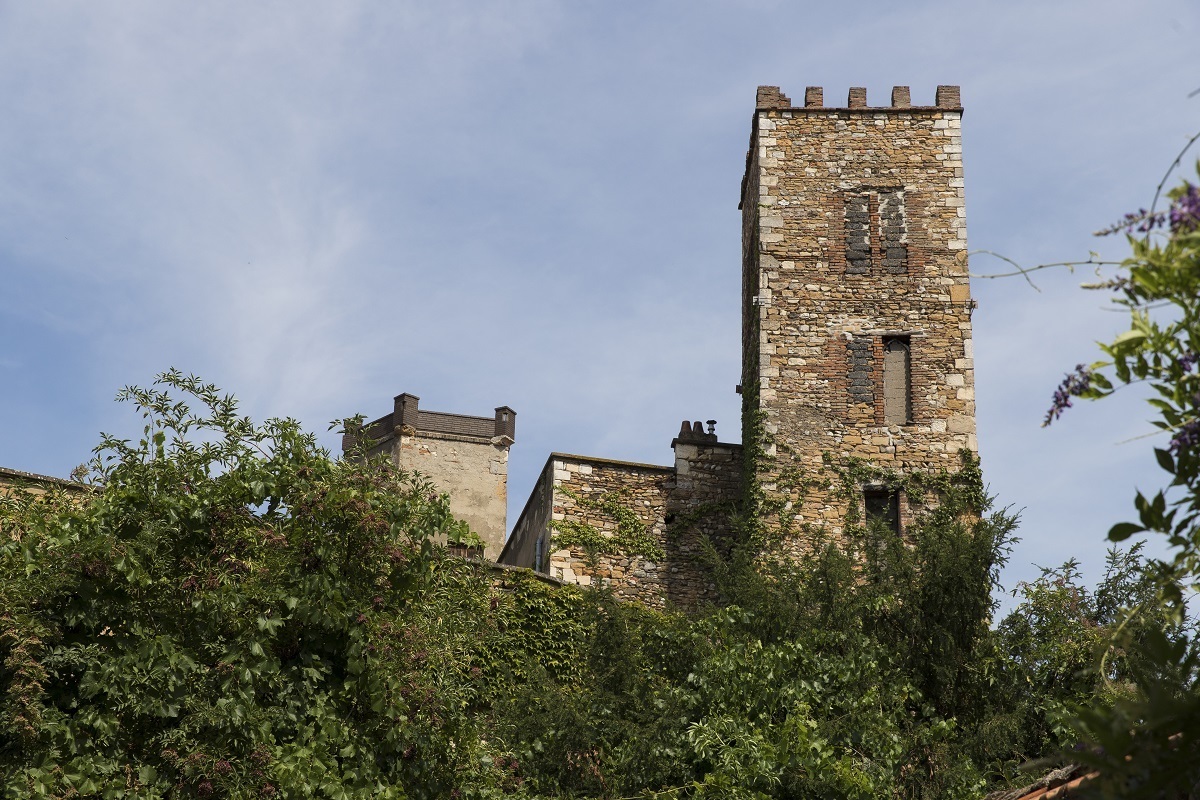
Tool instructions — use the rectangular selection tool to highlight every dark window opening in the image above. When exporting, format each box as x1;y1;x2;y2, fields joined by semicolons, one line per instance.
882;336;912;425
864;488;900;534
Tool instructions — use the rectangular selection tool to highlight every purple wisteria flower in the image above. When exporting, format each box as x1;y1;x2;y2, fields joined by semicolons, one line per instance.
1106;275;1132;293
1043;364;1093;427
1095;209;1165;237
1180;351;1199;374
1169;419;1200;455
1094;183;1200;237
1169;183;1200;234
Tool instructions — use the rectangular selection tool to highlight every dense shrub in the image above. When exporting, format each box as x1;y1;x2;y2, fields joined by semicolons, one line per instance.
0;370;1161;799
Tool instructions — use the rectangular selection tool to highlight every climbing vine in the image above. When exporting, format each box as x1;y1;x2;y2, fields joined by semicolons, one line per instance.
550;486;664;564
735;378;986;546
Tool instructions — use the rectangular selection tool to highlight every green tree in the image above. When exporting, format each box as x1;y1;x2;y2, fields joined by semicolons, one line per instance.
1042;171;1200;797
0;370;1057;799
983;545;1165;768
0;371;565;798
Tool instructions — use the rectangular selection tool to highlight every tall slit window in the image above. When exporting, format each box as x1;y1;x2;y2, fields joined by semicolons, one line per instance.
844;193;871;274
882;336;912;426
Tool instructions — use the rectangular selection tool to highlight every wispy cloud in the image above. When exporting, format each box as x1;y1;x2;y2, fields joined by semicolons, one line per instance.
0;0;1197;596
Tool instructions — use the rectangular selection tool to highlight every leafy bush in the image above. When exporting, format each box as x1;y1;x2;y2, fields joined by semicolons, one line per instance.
0;372;581;798
1;370;1132;799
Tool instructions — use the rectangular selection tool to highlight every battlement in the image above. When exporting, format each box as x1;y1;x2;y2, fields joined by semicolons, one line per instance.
347;392;516;449
755;84;960;111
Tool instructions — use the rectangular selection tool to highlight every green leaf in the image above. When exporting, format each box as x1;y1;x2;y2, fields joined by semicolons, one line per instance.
1154;448;1176;474
1110;329;1147;347
1108;522;1145;542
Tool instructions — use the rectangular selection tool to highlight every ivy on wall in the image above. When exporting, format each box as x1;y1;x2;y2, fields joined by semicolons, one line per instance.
550;486;664;564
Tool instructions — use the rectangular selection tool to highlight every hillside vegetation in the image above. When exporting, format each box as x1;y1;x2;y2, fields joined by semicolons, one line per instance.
1;371;1167;800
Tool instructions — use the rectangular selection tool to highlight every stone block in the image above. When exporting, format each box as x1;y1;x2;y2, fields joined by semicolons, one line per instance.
947;415;973;434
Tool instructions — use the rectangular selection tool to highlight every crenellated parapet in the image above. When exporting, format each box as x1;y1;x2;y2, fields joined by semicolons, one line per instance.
347;393;516;448
755;84;961;112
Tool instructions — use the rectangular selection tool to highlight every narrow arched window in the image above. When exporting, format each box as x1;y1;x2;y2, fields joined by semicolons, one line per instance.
882;336;911;425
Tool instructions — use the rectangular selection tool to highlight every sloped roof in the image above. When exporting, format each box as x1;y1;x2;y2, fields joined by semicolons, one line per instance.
985;765;1096;800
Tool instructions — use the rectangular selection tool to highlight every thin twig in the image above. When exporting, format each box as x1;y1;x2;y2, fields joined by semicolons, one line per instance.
968;250;1045;291
1113;429;1167;446
1148;129;1200;222
1100;300;1174;313
968;251;1124;291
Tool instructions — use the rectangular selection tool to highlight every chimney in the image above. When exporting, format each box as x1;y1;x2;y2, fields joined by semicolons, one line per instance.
394;393;419;430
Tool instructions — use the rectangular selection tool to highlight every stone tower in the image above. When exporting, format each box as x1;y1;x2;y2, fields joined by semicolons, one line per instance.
346;393;516;560
740;85;976;536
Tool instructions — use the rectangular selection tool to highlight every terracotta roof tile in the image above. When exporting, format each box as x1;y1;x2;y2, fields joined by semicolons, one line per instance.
985;765;1096;800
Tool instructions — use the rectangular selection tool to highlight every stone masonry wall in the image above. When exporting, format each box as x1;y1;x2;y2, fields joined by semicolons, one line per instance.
546;455;674;608
350;393;515;561
0;466;89;500
507;436;742;611
741;85;975;541
665;437;743;607
390;431;510;560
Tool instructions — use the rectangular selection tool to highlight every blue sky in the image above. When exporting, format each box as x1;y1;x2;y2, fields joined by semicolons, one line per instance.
1;1;1197;605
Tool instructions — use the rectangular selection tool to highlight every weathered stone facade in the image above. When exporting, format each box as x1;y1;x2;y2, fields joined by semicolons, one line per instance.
501;424;742;610
0;84;979;610
740;84;975;540
543;454;674;604
346;393;516;560
348;83;978;607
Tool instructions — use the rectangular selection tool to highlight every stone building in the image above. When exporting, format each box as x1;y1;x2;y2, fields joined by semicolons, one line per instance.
2;84;973;609
500;422;743;609
355;83;977;610
0;466;88;499
741;84;975;541
345;393;516;560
